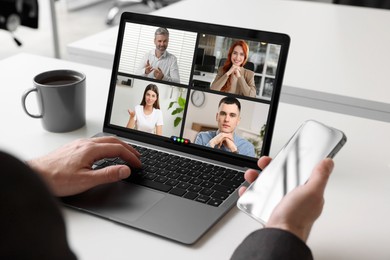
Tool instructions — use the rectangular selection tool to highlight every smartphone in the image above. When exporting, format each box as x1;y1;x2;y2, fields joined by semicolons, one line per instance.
237;120;347;225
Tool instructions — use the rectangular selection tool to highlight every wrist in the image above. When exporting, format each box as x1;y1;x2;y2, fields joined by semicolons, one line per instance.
26;158;53;190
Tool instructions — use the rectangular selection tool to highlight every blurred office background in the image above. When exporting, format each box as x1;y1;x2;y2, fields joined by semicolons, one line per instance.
0;0;388;61
0;0;176;60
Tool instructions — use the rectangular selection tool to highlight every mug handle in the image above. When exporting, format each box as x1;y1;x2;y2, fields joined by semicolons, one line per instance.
21;88;42;118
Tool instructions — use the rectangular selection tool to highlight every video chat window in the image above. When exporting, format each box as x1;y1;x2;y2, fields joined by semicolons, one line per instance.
111;76;187;139
117;22;197;86
183;91;270;158
193;34;281;100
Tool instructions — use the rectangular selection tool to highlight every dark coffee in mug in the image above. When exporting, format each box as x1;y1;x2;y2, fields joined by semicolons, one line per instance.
39;75;82;86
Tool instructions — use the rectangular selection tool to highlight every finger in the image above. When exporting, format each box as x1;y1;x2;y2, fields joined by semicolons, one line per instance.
96;143;142;169
258;156;272;170
306;158;334;195
244;169;259;183
86;138;141;169
92;136;141;157
238;186;247;196
87;165;131;188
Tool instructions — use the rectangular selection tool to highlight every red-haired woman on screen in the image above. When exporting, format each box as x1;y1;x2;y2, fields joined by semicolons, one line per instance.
210;40;256;97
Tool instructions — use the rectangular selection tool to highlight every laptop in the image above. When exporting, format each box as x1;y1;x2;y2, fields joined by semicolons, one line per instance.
62;12;290;245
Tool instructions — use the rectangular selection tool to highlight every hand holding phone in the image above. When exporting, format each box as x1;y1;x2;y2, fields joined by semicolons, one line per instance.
237;120;347;225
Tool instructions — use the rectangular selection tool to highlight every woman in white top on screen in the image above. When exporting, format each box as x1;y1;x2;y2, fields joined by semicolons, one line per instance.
126;84;163;135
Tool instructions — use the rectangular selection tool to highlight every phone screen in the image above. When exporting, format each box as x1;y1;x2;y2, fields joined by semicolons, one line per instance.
237;120;347;225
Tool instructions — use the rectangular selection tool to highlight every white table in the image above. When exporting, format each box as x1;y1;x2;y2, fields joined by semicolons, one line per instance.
67;0;390;123
1;53;390;260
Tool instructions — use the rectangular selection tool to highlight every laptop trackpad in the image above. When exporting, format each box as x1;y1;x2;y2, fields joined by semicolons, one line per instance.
62;182;165;223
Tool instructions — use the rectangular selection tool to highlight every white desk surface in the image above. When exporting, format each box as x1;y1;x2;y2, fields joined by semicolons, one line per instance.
67;0;390;122
1;53;390;260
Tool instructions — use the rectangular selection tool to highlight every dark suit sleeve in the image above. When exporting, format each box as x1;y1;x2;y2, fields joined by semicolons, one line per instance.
231;228;313;260
0;151;77;260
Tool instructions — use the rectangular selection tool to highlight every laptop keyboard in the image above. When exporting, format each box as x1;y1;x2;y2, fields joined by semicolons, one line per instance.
93;145;245;207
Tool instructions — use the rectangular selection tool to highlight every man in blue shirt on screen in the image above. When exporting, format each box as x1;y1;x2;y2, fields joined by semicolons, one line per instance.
194;96;255;157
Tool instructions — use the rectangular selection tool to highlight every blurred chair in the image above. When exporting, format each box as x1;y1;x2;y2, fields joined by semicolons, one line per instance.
0;0;61;58
244;62;255;72
0;0;39;46
106;0;180;25
333;0;390;9
195;55;216;73
218;58;226;68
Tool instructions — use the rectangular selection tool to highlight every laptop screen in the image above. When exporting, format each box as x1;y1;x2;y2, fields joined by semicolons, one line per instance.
104;12;290;169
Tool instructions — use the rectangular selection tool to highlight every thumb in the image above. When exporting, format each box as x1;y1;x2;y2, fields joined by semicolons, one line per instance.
306;158;334;194
89;165;131;187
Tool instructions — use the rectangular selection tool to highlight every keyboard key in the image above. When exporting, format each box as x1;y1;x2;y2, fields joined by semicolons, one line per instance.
144;173;156;180
188;185;202;193
201;181;214;189
178;161;190;168
176;167;189;175
155;176;168;183
196;195;210;204
156;155;170;162
199;173;212;180
183;192;198;200
211;191;229;200
145;166;159;173
209;176;223;183
134;179;172;192
155;162;168;169
232;175;245;183
166;179;179;186
189;178;202;185
167;172;180;179
187;170;200;177
156;169;170;176
199;167;213;174
177;182;190;190
144;159;158;166
208;198;223;207
221;179;242;189
170;188;186;196
213;184;235;194
166;165;179;171
178;175;191;182
200;188;213;196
